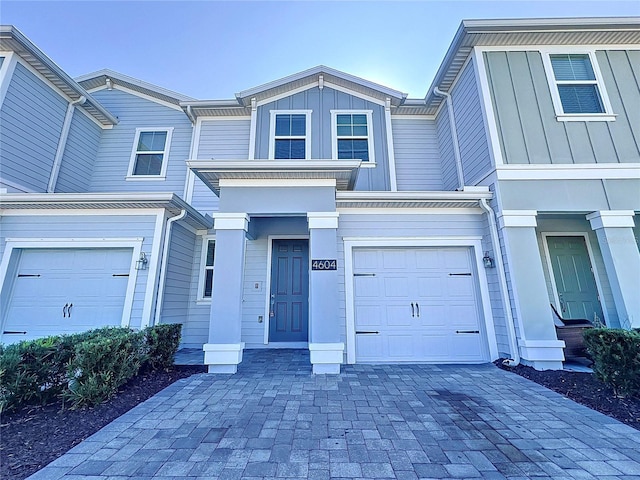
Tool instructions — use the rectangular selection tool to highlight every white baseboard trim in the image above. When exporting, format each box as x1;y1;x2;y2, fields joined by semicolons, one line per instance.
203;342;245;373
309;342;344;374
519;339;566;370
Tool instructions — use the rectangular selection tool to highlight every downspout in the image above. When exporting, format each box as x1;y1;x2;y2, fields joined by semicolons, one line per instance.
479;198;520;366
47;95;87;192
433;87;464;191
153;209;187;326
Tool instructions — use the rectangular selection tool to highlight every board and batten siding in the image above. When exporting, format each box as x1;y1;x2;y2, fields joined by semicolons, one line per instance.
484;50;640;164
391;117;444;191
191;119;251;215
55;109;102;192
450;59;491;184
0;214;159;330
435;105;459;191
254;87;391;191
0;62;67;192
88;89;193;194
159;223;195;325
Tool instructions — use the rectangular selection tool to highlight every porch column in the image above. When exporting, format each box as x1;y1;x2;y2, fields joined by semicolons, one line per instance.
307;212;343;374
498;211;564;370
587;211;640;329
203;213;249;373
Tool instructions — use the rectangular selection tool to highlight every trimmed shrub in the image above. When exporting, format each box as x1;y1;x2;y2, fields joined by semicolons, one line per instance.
583;328;640;397
64;328;148;408
144;323;182;369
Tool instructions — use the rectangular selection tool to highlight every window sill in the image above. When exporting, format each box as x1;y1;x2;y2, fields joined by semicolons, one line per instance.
125;175;167;181
556;113;617;122
196;299;212;306
359;162;376;169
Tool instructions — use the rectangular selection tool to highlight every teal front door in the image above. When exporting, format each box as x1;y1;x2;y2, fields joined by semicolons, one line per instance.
269;239;309;342
547;236;604;322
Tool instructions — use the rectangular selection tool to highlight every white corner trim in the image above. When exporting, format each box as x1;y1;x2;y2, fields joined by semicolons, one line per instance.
184;117;202;203
214;213;249;231
307;212;339;229
0;52;18;109
268;110;312;160
126;127;174;179
218;178;337;188
384;98;397;191
48;102;77;192
586;210;636;229
495;164;640;180
497;210;538;228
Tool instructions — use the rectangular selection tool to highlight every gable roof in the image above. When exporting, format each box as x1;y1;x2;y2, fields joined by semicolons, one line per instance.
424;17;640;114
76;69;195;107
0;25;117;126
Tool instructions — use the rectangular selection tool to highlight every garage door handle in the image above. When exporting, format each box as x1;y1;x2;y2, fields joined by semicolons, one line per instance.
356;331;379;335
68;303;73;318
410;302;415;317
456;330;480;334
63;303;68;317
416;303;420;317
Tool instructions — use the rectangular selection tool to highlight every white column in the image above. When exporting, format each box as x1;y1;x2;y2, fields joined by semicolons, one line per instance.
587;211;640;329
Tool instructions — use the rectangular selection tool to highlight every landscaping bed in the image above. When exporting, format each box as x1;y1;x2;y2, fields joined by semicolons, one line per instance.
496;360;640;431
0;364;205;480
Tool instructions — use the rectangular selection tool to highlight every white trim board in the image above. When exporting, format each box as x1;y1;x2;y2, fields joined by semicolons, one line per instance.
0;237;144;337
0;52;18;109
540;231;610;326
495;164;640;180
342;237;498;364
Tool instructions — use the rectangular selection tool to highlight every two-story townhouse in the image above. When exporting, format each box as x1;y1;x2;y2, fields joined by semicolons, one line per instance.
0;18;638;374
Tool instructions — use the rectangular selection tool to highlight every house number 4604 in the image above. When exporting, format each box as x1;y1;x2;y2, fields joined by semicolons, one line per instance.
311;259;337;271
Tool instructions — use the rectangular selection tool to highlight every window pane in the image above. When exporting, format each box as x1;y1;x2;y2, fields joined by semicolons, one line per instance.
275;115;291;136
275;139;290;159
336;114;351;125
337;139;354;159
275;139;306;159
133;153;163;175
558;84;604;114
206;241;215;266
290;115;306;136
137;131;166;152
352;125;368;136
289;139;305;159
551;54;595;81
352;114;367;125
204;270;213;297
352;139;369;161
337;125;352;136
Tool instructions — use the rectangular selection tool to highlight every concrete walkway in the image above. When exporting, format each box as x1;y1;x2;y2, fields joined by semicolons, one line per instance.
29;350;640;479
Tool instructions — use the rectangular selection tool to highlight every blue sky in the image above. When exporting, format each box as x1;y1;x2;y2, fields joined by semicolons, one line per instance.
2;1;639;99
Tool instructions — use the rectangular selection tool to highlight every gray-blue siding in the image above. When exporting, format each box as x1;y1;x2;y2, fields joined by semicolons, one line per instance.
255;87;391;191
191;119;251;214
451;59;491;184
0;62;67;192
55;109;102;192
0;214;159;330
88;89;193;194
485;50;640;164
391;118;444;191
435;105;458;191
160;223;195;325
0;57;4;68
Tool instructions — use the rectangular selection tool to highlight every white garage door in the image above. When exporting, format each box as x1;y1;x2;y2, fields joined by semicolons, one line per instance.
2;248;132;344
354;247;488;363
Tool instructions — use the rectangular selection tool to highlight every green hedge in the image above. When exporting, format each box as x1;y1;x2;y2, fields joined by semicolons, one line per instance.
583;328;640;397
0;324;182;413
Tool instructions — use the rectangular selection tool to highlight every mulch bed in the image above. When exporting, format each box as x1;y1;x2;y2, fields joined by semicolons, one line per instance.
0;365;205;480
496;360;640;431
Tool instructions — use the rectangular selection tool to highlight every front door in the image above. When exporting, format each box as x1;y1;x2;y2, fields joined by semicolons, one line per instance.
269;239;309;342
547;236;604;322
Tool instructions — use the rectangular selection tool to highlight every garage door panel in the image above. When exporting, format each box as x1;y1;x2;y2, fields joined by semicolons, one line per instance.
354;247;487;364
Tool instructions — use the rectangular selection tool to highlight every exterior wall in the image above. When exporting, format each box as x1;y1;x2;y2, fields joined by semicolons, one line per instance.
219;186;335;214
0;213;159;330
484;50;640;164
535;216;619;327
88;88;193;195
55;109;102;193
450;58;491;184
183;234;210;347
0;57;4;68
254;87;391;191
0;62;67;192
435;104;458;191
160;223;196;326
190;118;251;214
391;117;444;191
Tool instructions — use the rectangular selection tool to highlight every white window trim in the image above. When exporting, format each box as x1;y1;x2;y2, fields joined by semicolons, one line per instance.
196;235;215;304
268;110;312;160
330;110;375;167
126;127;174;180
540;48;616;122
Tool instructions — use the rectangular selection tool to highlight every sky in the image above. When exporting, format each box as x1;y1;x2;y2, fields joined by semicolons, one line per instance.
2;1;639;100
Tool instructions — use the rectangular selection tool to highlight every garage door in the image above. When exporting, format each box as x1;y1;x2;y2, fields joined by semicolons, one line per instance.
354;247;487;363
2;248;132;344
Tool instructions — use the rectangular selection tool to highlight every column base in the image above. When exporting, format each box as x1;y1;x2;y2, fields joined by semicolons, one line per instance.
309;342;344;375
203;342;245;374
519;339;565;370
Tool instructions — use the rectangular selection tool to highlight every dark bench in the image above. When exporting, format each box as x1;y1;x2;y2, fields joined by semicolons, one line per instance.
551;304;594;359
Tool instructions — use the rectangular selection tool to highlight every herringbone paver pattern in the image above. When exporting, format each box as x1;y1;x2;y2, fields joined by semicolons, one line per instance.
29;350;640;479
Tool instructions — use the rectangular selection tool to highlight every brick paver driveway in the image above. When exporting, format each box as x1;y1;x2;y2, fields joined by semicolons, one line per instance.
30;350;640;479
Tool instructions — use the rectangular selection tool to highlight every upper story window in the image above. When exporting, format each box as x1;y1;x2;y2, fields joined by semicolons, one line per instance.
541;50;615;122
127;128;173;179
269;110;311;159
331;110;375;164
